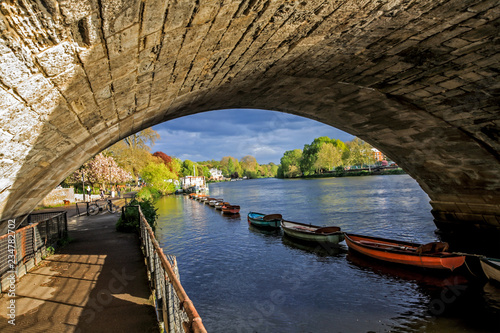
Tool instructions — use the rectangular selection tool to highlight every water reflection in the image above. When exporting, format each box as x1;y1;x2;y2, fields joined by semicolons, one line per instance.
282;234;345;257
248;224;282;237
220;212;241;220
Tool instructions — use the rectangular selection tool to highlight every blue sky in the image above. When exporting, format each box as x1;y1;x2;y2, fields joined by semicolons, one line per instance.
151;109;354;164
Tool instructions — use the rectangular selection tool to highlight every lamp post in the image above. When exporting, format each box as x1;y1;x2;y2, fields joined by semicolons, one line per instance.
82;173;85;201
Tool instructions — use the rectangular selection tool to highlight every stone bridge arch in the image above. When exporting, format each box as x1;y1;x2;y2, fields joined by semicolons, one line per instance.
0;0;499;232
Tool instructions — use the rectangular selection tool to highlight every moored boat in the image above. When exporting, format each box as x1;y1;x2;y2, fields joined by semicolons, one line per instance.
344;233;466;271
203;197;214;205
247;212;282;229
281;220;344;245
208;198;222;207
480;257;500;283
222;204;240;214
215;201;228;210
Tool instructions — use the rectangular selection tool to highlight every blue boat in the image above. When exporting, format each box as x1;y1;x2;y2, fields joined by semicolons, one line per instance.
247;212;282;229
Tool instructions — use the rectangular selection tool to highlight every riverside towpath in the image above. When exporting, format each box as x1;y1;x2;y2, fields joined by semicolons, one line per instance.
0;205;159;332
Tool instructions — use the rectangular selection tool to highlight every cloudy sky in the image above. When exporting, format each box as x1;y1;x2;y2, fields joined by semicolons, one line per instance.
151;109;354;164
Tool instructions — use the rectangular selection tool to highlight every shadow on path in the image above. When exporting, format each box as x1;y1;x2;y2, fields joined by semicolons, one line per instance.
0;207;158;332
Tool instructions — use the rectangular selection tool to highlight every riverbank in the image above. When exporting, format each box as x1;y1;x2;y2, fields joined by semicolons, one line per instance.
302;167;406;179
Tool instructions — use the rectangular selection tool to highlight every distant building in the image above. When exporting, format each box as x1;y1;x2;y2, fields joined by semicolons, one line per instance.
180;176;206;190
371;148;384;162
209;168;224;181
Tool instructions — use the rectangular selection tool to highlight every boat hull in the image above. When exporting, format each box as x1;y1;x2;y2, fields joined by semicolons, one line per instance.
247;212;281;229
281;220;344;244
222;205;240;214
480;257;500;283
344;233;465;271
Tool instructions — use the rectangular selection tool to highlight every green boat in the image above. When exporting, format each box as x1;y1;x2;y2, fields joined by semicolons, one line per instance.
247;212;282;229
281;220;344;245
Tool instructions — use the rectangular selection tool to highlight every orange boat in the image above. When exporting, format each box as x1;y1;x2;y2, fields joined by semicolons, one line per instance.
344;233;465;271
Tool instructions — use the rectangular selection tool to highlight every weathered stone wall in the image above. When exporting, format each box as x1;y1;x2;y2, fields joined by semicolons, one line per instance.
40;187;74;206
0;0;498;232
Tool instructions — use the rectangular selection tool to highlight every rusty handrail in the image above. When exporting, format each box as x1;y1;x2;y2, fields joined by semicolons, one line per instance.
137;207;207;333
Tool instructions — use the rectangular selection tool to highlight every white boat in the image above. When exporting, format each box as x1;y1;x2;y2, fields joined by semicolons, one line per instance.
480;257;500;283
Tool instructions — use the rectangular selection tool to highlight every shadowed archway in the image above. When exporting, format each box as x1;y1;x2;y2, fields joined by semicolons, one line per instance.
0;0;499;232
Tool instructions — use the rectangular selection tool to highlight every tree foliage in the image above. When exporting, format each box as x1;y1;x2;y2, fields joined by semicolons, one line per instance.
153;151;172;165
72;153;131;187
123;128;159;151
140;163;178;195
278;149;303;178
277;136;379;178
344;138;375;167
301;136;347;175
181;160;197;176
220;156;241;178
107;129;160;180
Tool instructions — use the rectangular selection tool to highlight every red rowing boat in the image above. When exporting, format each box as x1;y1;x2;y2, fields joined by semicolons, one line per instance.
344;233;465;271
222;204;240;214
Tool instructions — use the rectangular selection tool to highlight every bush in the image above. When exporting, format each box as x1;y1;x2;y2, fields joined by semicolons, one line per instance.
116;198;159;233
136;186;162;201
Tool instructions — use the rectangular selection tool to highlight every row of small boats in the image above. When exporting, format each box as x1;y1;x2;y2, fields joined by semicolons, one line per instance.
247;211;500;283
189;193;241;214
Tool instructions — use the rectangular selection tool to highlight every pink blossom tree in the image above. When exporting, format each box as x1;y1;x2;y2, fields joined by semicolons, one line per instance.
72;153;132;188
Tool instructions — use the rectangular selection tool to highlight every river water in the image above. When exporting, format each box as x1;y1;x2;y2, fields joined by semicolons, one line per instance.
154;175;500;332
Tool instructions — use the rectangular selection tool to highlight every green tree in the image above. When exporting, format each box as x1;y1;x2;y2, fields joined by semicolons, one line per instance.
301;136;348;175
170;157;182;176
220;156;241;177
140;163;178;195
313;142;343;173
181;160;197;176
344;138;375;167
240;155;258;178
278;149;303;178
269;163;279;177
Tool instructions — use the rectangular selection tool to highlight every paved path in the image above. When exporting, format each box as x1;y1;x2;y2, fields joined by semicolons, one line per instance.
0;205;159;332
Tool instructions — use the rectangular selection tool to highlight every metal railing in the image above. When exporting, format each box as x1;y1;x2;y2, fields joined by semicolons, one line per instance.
132;206;207;333
0;211;67;291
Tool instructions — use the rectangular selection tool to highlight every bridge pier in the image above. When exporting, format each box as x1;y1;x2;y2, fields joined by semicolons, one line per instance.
431;200;500;233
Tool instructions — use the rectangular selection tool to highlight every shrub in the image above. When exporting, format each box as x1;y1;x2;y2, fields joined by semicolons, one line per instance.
116;198;159;233
136;186;162;201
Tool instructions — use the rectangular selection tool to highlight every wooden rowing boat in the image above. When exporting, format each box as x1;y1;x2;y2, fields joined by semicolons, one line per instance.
344;233;465;271
208;198;222;207
247;212;282;229
480;257;500;283
222;204;240;214
215;201;228;210
281;220;344;245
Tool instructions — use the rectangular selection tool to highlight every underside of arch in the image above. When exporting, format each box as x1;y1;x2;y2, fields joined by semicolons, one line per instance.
0;0;498;233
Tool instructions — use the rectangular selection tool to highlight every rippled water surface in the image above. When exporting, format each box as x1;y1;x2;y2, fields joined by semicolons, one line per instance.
155;175;500;332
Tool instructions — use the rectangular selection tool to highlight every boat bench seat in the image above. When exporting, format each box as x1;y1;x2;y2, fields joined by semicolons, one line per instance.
416;242;449;254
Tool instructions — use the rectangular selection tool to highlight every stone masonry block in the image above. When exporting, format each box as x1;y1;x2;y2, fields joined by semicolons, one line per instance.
15;74;54;105
106;24;140;59
101;0;142;37
36;42;77;77
141;0;169;36
0;42;31;87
